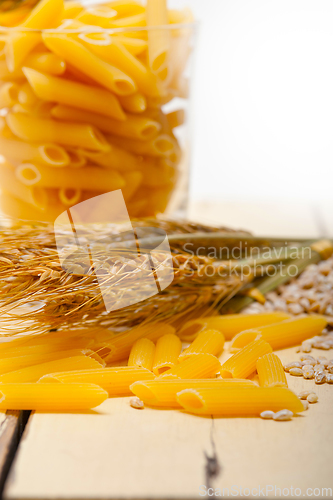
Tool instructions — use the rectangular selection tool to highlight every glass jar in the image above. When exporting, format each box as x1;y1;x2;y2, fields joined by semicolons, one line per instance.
0;0;196;223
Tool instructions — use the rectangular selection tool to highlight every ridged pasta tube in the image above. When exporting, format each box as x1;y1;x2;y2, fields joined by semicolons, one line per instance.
220;338;272;379
256;353;288;388
158;353;221;380
152;333;182;375
128;338;155;371
0;163;48;210
179;329;225;361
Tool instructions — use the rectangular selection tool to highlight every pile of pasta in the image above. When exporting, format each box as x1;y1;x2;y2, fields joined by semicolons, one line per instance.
0;311;328;414
0;0;193;221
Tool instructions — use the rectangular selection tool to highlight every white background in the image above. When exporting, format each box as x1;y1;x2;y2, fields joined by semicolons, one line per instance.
170;0;333;206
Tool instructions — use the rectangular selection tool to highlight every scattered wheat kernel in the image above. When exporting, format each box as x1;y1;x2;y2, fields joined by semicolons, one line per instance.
301;359;316;366
298;390;313;400
301;342;312;353
273;409;293;421
302;364;314;371
303;368;314;379
326;374;333;384
260;410;275;419
314;364;326;372
302;400;309;410
300;355;316;362
318;356;328;362
289;367;304;376
130;398;144;409
284;362;302;372
315;372;326;384
327;364;333;374
295;347;301;353
307;393;318;403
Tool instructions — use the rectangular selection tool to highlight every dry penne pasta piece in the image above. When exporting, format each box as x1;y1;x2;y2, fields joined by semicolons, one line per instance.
128;338;155;371
0;383;108;410
58;187;81;206
0;192;63;222
107;133;178;157
146;0;170;73
220;338;272;379
152;333;182;376
42;34;137;96
108;12;146;28
76;7;118;28
51;104;160;139
158;353;221;380
130;378;257;408
0;61;24;82
0;82;21;108
25;52;66;75
62;0;83;18
16;162;124;191
77;33;161;96
178;312;291;342
178;329;225;362
5;32;41;73
107;1;145;17
66;148;86;168
121;171;143;201
112;36;147;56
256;353;288;388
101;323;175;363
0;163;48;210
166;109;185;129
0;335;92;357
176;386;305;416
118;92;147;113
0;355;103;383
0;5;30;27
24;68;125;121
0;348;96;375
6;112;110;151
22;0;64;29
229;315;328;351
78;147;138;171
18;82;39;107
140;158;176;187
39;367;155;396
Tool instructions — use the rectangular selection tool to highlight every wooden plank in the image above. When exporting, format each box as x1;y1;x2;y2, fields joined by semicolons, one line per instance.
4;399;213;500
188;200;322;238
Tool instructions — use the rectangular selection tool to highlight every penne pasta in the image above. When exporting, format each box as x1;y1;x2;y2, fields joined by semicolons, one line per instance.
77;33;161;96
0;383;108;411
42;34;137;96
76;7;118;28
5;32;41;73
0;355;103;384
0;6;30;27
0;82;21;107
108;12;146;28
100;323;175;363
130;378;257;407
0;348;98;375
158;353;221;380
107;1;145;17
6;112;110;151
256;353;288;388
229;315;328;351
146;0;170;73
62;0;83;18
25;52;66;75
128;338;155;371
0;191;63;221
66;148;86;168
166;109;185;129
51;104;160;139
178;312;291;342
176;386;305;416
178;329;225;362
18;82;39;107
58;187;81;206
121;171;143;201
78;146;138;171
0;136;70;167
112;36;147;56
152;333;182;375
24;68;126;121
220;339;273;379
0;163;48;210
140;158;176;188
107;133;178;157
39;367;155;396
118;92;147;113
16;162;125;191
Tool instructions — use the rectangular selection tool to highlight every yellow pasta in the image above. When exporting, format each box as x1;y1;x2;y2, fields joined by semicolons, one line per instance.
77;33;161;96
76;7;118;28
108;12;146;29
130;379;257;408
58;187;81;206
5;33;41;73
158;353;221;380
16;162;124;191
0;6;30;27
62;0;83;18
220;338;273;379
107;1;145;17
107;133;178;157
176;386;305;416
21;0;64;29
26;52;66;75
166;109;185;129
112;36;147;56
51;104;160;139
18;82;39;107
140;158;176;187
0;383;108;411
39;367;155;396
229;315;328;351
0;136;70;167
100;323;175;363
128;338;155;371
78;147;138;172
118;92;147;113
152;333;182;375
178;312;291;342
0;348;97;375
6;112;110;152
0;191;61;222
0;82;21;107
0;355;103;384
121;171;143;201
179;329;225;362
66;148;86;168
0;335;92;357
0;163;48;210
146;0;170;73
256;353;288;388
42;34;137;96
23;68;126;121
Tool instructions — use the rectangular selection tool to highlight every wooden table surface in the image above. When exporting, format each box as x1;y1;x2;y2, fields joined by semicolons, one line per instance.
1;200;333;500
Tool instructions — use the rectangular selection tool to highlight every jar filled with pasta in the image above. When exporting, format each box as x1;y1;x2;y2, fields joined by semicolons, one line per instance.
0;0;196;222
